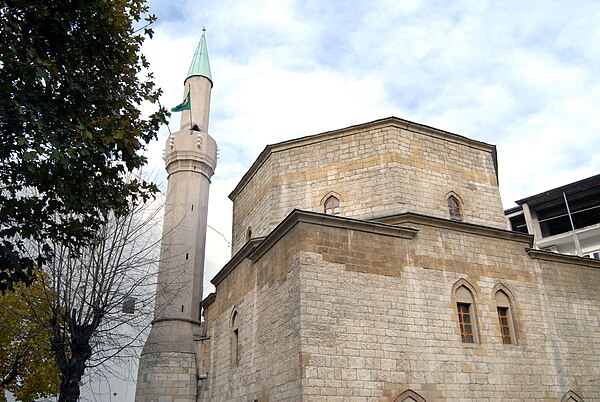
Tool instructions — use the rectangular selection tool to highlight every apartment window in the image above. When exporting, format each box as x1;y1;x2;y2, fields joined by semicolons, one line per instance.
122;297;136;314
495;288;516;344
447;195;462;221
324;196;341;215
585;251;600;259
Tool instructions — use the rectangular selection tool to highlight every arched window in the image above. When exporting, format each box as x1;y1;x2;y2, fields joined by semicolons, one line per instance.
495;288;516;344
246;226;252;241
561;391;584;402
394;389;426;402
231;309;240;365
447;195;462;221
324;195;341;216
453;280;479;343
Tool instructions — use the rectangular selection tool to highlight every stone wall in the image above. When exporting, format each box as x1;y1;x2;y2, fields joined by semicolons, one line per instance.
200;226;305;401
202;210;600;401
135;351;197;402
230;118;506;254
292;217;600;401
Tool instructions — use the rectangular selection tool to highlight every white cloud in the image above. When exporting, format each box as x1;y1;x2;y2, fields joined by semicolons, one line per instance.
140;0;600;275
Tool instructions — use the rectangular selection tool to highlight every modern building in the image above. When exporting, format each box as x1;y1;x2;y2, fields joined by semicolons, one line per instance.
505;174;600;259
135;35;600;402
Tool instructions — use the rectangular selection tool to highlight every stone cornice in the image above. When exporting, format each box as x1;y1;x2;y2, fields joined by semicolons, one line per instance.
201;292;216;309
526;248;600;268
372;212;534;246
152;317;202;326
209;210;419;288
210;237;265;286
229;116;497;200
165;156;215;180
247;209;419;263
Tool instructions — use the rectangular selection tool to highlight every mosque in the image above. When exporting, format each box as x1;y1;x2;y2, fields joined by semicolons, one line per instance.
134;34;600;402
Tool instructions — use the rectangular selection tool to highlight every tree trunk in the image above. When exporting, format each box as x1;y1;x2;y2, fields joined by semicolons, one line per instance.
58;374;83;402
54;316;97;402
57;339;92;402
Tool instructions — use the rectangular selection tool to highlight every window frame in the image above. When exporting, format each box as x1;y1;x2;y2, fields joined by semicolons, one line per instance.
231;309;240;366
122;297;136;314
447;194;462;221
493;286;518;345
394;389;427;402
457;302;475;343
324;195;341;216
497;306;512;344
452;280;480;344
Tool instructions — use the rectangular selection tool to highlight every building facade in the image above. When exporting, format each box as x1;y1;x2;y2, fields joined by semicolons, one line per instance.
196;119;600;402
505;174;600;259
136;37;600;402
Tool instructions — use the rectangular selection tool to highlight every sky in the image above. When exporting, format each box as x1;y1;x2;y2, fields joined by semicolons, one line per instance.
139;0;600;292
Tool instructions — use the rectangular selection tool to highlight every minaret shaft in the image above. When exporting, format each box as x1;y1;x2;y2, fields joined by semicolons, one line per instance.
136;33;216;402
180;76;212;133
153;158;213;324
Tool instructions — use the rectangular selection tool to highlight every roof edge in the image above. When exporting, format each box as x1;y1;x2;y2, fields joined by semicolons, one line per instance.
526;248;600;268
229;116;497;201
210;209;419;287
372;212;534;246
201;292;216;309
207;210;536;301
211;237;265;287
515;173;600;206
248;209;419;263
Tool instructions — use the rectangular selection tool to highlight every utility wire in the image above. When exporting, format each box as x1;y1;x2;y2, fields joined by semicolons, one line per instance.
207;223;231;246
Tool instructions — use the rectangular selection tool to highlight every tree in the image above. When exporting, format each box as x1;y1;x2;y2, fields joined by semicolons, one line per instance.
0;0;168;291
13;190;168;402
0;275;60;402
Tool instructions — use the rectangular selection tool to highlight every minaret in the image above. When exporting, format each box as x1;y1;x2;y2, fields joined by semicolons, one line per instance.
136;32;217;402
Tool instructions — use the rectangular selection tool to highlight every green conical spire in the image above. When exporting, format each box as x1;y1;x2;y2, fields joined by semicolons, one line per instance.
186;30;213;86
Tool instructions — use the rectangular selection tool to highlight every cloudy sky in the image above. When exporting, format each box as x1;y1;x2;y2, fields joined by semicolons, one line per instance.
139;0;600;291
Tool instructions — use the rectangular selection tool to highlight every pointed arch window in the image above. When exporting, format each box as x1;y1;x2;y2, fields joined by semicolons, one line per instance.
561;391;584;402
495;288;517;345
447;195;462;221
324;196;341;216
231;309;240;365
454;282;479;343
394;390;427;402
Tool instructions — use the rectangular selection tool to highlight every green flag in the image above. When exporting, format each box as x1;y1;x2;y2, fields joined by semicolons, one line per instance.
171;91;191;112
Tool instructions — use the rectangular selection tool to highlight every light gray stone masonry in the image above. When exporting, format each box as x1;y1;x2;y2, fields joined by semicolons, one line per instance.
230;118;506;254
201;212;600;401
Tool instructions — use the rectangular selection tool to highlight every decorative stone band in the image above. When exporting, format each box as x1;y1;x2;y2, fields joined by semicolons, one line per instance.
152;316;203;326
